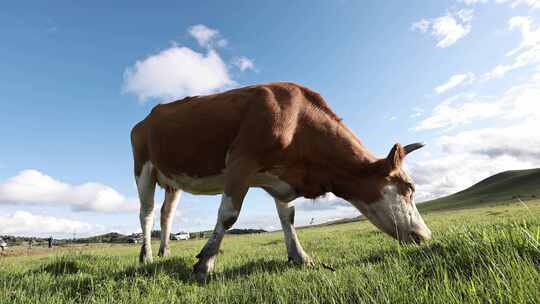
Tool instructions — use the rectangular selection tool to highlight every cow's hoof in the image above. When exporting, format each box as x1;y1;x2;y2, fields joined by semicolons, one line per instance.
139;253;153;264
158;246;170;258
194;270;209;283
193;259;214;283
139;245;153;264
288;254;314;266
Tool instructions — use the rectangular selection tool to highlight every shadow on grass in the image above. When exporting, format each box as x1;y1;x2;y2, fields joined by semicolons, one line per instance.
34;253;301;285
37;254;100;276
217;258;292;280
116;256;304;284
262;240;281;246
116;257;194;282
40;260;80;275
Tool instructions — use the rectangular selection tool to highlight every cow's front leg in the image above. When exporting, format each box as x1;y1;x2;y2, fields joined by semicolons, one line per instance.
274;200;313;265
192;194;241;281
193;158;256;282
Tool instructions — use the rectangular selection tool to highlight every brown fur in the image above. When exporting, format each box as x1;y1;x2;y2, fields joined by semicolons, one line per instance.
131;82;411;204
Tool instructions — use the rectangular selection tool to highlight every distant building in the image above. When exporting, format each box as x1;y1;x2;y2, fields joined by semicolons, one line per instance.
127;233;143;243
127;237;139;244
171;232;190;240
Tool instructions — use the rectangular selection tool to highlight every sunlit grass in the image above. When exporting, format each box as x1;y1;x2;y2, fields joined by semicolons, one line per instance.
1;200;539;303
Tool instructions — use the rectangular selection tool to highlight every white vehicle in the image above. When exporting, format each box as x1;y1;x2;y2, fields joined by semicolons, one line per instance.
171;232;190;240
0;238;7;250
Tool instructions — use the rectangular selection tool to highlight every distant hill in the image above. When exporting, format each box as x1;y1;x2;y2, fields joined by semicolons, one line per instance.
227;228;266;235
76;232;128;243
419;168;540;212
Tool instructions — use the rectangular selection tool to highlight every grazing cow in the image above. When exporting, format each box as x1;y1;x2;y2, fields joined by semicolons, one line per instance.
131;82;431;281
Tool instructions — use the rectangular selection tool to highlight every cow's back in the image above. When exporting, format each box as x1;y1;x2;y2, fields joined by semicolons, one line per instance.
140;88;257;178
131;82;338;181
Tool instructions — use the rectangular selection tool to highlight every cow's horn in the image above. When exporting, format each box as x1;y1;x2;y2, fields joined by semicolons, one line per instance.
403;142;425;155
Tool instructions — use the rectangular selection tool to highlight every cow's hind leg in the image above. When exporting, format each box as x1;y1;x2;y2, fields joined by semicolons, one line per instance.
193;158;258;282
136;162;157;264
274;199;313;265
159;188;182;257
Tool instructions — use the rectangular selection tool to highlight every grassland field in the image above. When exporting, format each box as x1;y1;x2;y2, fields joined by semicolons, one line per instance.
1;195;539;304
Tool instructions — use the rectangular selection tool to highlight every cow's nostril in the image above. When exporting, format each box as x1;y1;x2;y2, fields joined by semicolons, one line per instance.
408;231;423;244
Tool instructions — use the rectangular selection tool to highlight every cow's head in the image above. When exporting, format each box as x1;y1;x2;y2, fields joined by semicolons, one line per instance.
351;143;431;244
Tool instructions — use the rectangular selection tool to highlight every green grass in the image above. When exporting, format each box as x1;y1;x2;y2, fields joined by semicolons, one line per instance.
2;198;540;304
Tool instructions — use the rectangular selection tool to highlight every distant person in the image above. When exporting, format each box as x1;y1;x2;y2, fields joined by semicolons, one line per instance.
48;236;53;248
0;237;6;252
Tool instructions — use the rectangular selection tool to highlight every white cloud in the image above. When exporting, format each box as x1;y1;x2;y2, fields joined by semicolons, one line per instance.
122;24;258;103
485;16;540;79
415;83;540;131
439;120;540;162
410;107;424;118
0;170;138;213
485;64;514;79
414;93;493;130
413;10;473;48
411;19;430;33
507;16;540;56
188;24;227;48
496;0;540;9
0;211;106;238
411;119;540;201
122;45;234;102
295;193;351;211
293;193;360;226
432;12;472;48
459;0;488;4
411;148;537;201
435;72;475;94
412;78;540;201
461;0;540;8
232;56;255;72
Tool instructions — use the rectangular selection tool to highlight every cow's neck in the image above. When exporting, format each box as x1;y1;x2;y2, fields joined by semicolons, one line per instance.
297;118;380;200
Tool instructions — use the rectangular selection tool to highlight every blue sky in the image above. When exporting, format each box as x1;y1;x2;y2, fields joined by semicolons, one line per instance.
1;1;539;238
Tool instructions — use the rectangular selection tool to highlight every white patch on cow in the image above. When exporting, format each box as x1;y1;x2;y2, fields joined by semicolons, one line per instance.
276;200;295;209
159;189;182;256
252;173;298;202
155;168;297;201
274;199;312;264
352;185;431;243
275;200;295;246
136;161;157;262
156;170;226;195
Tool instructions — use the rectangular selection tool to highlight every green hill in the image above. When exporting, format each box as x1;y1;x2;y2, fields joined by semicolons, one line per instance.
75;232;128;244
419;168;540;212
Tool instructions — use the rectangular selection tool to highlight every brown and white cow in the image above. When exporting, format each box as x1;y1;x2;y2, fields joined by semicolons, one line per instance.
131;82;431;281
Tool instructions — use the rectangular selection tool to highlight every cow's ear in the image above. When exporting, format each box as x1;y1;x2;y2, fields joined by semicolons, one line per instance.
386;143;405;173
